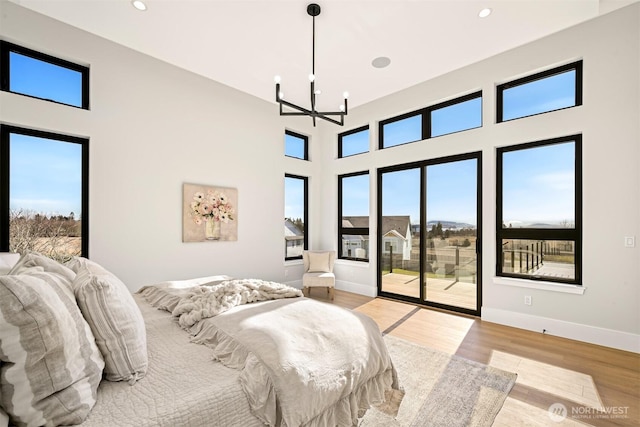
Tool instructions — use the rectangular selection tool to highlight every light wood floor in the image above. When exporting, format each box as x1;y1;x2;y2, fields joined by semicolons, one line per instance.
306;288;640;426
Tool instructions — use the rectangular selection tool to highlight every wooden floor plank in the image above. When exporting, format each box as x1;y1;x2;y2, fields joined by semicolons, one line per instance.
314;289;640;427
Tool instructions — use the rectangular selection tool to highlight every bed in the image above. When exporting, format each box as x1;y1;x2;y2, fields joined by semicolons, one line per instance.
0;252;403;427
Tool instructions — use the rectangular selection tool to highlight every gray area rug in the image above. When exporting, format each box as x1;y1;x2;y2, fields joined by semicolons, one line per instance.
360;335;517;427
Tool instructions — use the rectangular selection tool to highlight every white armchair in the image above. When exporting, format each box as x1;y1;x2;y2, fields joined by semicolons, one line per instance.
302;251;336;300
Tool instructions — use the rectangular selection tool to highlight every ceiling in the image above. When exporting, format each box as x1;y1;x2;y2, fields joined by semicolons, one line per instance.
9;0;637;110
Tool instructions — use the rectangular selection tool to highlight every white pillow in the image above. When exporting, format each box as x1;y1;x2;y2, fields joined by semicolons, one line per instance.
0;253;20;275
70;257;148;384
307;252;331;273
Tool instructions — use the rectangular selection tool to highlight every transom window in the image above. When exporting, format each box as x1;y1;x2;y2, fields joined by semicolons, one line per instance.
284;130;308;160
497;60;582;122
338;125;369;158
379;91;482;149
0;41;89;109
496;135;582;284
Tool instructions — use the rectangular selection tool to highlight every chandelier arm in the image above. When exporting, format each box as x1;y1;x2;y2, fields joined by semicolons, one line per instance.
314;114;344;126
278;99;313;115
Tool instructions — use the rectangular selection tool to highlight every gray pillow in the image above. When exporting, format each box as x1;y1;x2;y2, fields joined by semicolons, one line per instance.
0;273;105;426
70;257;148;384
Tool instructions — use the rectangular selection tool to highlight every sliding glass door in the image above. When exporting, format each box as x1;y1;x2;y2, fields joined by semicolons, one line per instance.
379;153;481;316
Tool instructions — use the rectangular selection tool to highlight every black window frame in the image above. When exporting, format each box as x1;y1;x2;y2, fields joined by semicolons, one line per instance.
338;171;369;261
0;124;90;257
284;173;308;261
338;125;369;158
284;130;309;161
496;134;582;285
0;40;90;110
378;91;482;149
496;60;583;123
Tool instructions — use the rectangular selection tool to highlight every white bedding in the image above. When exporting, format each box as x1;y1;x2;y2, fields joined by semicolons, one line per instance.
79;294;264;427
139;280;403;427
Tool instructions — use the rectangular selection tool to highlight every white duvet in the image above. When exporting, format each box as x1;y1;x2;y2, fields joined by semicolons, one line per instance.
140;279;403;427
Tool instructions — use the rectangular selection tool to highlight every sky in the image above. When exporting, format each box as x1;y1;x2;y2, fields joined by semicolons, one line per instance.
10;133;83;217
10;46;575;226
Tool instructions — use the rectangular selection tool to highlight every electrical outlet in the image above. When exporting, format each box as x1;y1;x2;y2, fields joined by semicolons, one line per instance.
524;295;532;306
624;236;636;248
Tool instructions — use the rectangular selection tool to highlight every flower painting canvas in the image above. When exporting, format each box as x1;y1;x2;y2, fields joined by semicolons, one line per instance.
183;183;238;242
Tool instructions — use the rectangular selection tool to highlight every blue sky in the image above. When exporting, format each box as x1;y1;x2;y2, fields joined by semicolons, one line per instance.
10;133;82;217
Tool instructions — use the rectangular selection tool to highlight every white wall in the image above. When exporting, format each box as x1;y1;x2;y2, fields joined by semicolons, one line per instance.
1;2;638;351
316;4;640;352
0;1;317;289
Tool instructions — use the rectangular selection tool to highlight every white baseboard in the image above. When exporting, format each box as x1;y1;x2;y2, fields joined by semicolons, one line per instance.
336;280;377;298
482;307;640;353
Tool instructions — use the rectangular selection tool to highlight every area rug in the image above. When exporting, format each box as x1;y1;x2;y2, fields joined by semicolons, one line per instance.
360;335;517;427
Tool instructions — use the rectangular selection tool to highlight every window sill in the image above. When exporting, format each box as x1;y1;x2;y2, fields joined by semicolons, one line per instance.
335;259;369;267
493;276;585;294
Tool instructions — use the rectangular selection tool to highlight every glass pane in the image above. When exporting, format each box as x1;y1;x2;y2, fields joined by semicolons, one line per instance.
9;51;83;108
285;132;306;159
284;176;305;258
431;97;482;137
341;234;369;260
341;173;369;260
380;168;420;297
9;133;83;261
502;70;576;121
424;159;477;311
382;115;422;148
340;128;369;157
502;141;575;228
501;239;575;280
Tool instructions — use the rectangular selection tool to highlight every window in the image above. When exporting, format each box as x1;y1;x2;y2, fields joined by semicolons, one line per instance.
0;125;89;261
0;41;89;109
338;125;369;158
430;94;482;137
379;91;482;149
496;135;582;284
284;130;308;160
338;172;369;260
380;113;422;148
497;61;582;122
284;174;308;260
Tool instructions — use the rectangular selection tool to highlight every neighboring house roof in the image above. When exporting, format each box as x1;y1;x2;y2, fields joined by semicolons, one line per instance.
342;216;369;228
343;215;411;239
380;216;411;238
284;219;303;239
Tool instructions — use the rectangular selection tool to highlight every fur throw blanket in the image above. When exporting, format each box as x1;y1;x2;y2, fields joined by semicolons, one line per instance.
172;279;303;327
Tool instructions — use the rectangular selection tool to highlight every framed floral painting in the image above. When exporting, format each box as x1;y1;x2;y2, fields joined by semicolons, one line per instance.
182;183;237;242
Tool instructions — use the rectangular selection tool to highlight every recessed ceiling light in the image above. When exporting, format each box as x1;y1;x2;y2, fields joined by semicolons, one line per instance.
132;1;147;11
372;56;391;69
478;8;492;18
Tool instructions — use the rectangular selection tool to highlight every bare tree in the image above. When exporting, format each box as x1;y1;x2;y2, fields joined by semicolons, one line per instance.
9;209;81;263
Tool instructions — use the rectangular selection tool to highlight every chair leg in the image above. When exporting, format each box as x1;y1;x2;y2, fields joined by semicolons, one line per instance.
328;287;335;301
303;287;308;297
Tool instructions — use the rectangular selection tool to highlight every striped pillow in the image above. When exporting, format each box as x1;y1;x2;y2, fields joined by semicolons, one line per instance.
8;250;76;287
0;274;105;426
70;258;148;384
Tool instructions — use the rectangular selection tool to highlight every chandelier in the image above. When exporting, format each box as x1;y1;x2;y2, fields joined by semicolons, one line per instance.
274;3;349;127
